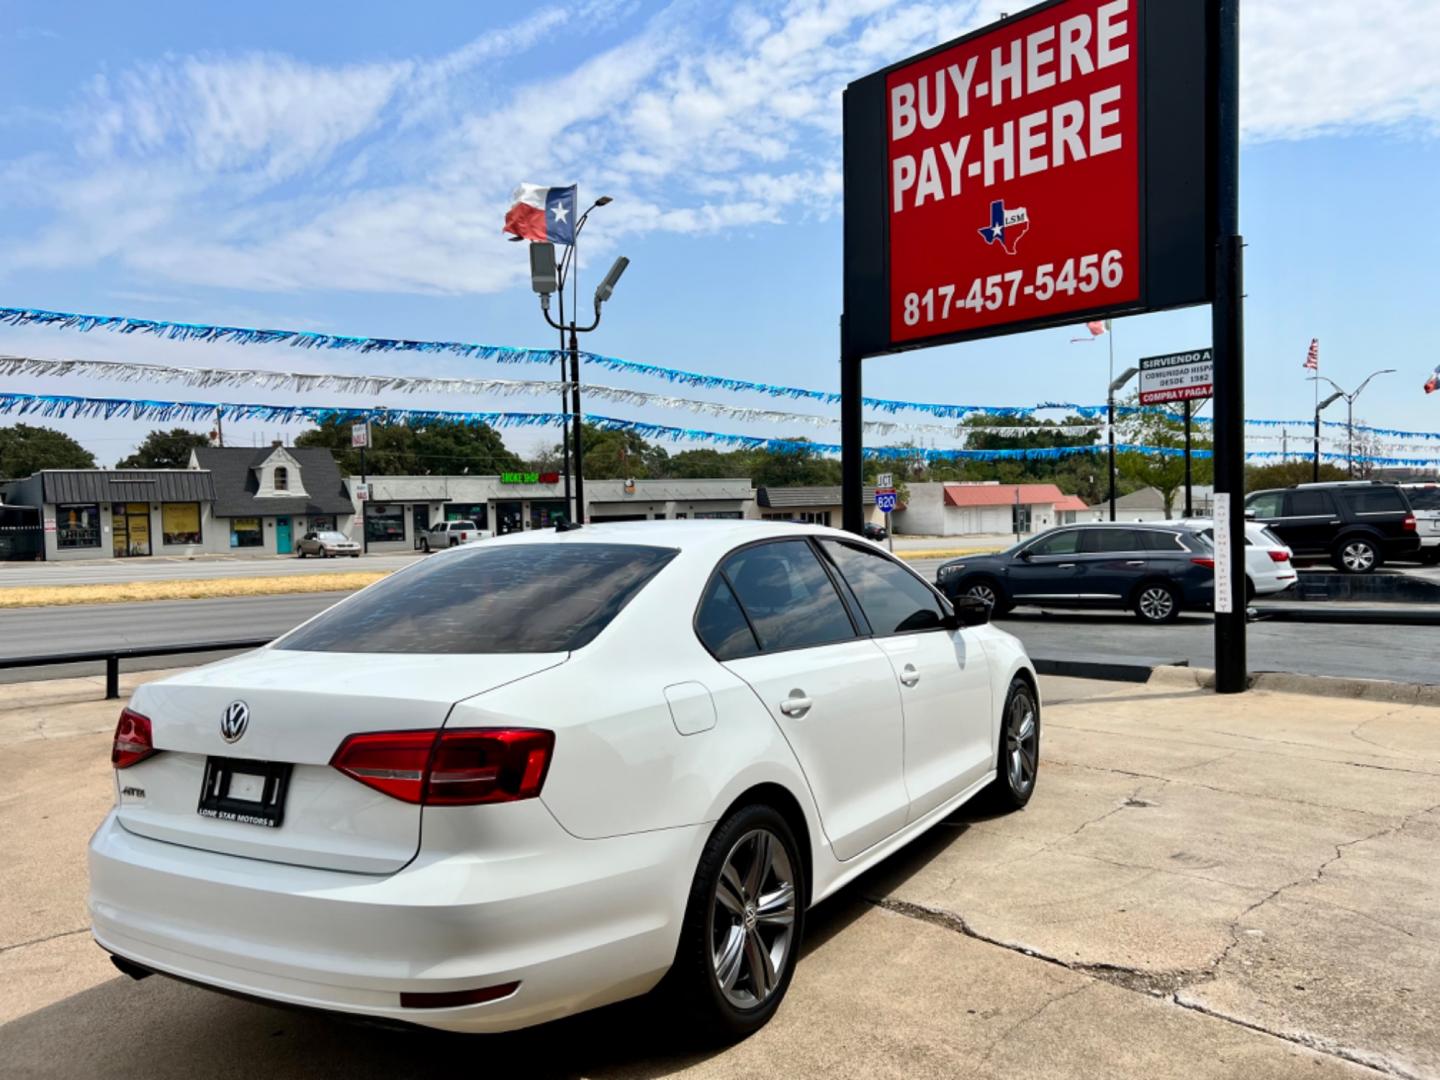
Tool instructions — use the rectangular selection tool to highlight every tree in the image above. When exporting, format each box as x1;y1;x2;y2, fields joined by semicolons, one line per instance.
1115;396;1214;516
1245;461;1347;491
0;423;96;478
117;428;211;469
295;417;522;475
749;440;841;488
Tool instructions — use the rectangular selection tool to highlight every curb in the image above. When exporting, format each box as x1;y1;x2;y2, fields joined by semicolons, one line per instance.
895;548;1003;561
1032;656;1187;684
1252;606;1440;627
1147;663;1440;706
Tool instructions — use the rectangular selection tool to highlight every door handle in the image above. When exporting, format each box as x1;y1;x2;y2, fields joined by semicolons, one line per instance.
1056;562;1076;569
1125;560;1146;566
899;665;920;687
779;694;813;717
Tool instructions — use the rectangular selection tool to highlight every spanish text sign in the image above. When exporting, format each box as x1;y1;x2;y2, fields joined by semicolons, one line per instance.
887;0;1139;342
1139;348;1214;405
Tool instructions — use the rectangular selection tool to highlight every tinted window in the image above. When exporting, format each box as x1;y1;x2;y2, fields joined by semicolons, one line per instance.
722;540;855;652
1339;488;1406;514
1139;531;1185;551
1086;528;1143;553
1286;491;1333;517
1405;487;1440;511
820;541;945;635
1247;492;1284;518
1028;530;1081;556
278;543;676;654
695;575;760;660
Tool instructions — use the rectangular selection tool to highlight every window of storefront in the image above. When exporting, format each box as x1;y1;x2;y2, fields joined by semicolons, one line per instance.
446;503;489;529
56;504;101;549
763;510;828;523
230;517;263;548
695;511;744;520
1012;504;1033;534
112;503;152;557
529;500;568;529
310;515;335;532
365;503;406;543
161;503;202;545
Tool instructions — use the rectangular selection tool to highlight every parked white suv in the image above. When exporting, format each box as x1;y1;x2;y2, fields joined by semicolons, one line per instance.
1397;483;1440;564
419;519;490;552
1159;518;1297;599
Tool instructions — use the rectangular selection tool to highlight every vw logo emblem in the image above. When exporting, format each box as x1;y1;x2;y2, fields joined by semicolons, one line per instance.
220;701;250;743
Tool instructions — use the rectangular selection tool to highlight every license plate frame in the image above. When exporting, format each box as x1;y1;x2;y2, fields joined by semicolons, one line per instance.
197;757;292;828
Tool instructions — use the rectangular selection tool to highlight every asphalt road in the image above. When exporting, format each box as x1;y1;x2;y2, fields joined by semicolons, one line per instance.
0;552;422;587
2;589;1437;687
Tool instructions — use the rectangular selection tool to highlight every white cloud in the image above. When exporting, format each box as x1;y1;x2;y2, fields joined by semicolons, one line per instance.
4;0;1438;297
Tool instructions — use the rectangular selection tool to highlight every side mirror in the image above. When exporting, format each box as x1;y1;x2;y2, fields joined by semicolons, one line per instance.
1017;549;1033;561
1244;509;1257;520
947;596;991;628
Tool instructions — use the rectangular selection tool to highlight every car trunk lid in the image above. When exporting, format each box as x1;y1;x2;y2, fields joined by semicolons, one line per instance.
114;647;566;873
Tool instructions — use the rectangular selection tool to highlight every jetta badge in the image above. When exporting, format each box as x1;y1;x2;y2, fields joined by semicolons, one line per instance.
220;700;250;743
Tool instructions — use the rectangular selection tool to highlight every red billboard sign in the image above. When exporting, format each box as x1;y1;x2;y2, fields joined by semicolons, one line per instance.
843;0;1213;359
887;0;1139;342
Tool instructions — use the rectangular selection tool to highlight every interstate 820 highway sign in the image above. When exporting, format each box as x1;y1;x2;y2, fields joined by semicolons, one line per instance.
842;0;1216;359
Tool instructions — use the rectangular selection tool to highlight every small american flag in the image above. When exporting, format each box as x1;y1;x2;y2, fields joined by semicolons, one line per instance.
1303;338;1319;371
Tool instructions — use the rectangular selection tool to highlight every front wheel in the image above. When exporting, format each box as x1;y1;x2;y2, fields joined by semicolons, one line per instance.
1334;537;1379;574
297;548;306;559
985;677;1039;810
665;804;805;1042
1134;582;1180;623
961;577;1012;616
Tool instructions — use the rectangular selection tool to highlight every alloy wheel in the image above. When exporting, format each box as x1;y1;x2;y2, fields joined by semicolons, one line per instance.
1138;586;1175;621
710;828;797;1010
1005;690;1038;796
1342;541;1376;572
967;583;998;609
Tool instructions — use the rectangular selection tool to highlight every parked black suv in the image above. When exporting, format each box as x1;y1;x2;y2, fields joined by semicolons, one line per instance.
1244;481;1419;573
935;523;1215;623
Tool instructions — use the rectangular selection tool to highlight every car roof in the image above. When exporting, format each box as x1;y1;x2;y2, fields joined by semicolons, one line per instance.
456;519;877;559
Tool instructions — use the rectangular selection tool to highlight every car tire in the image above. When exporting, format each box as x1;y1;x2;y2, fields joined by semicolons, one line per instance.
297;548;306;559
983;676;1040;811
1421;548;1440;566
962;577;1011;616
322;548;332;559
1333;537;1379;574
1133;581;1180;623
664;803;806;1043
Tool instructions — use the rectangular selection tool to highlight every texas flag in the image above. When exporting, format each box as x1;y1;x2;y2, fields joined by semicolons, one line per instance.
1425;364;1439;394
503;183;577;244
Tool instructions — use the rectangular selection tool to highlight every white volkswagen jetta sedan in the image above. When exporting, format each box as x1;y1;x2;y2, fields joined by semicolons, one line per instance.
90;521;1039;1039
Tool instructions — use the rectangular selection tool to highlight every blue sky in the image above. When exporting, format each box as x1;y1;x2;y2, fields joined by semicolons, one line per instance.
1;0;1437;467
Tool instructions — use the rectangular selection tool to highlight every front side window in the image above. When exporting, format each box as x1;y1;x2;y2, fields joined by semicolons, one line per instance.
56;504;101;549
721;540;855;652
161;503;202;545
1340;488;1406;514
1247;492;1284;518
820;541;945;635
1027;530;1081;556
279;543;677;654
695;574;760;660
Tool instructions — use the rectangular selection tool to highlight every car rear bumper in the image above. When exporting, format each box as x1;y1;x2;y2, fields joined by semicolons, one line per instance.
89;805;706;1032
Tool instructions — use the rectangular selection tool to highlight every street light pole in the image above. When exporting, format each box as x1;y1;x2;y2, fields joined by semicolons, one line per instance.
1309;370;1395;479
1107;366;1139;522
1312;391;1342;482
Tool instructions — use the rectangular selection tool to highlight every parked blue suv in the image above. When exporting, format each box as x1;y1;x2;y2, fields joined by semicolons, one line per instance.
935;523;1216;623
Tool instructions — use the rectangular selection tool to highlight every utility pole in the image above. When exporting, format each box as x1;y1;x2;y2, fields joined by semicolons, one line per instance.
1108;367;1138;522
1183;400;1193;517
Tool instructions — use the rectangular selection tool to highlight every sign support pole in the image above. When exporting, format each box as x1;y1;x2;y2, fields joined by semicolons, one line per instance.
1183;400;1193;517
841;321;865;535
1211;0;1247;693
360;444;368;554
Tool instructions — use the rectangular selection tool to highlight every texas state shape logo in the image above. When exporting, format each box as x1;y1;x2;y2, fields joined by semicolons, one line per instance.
977;199;1030;255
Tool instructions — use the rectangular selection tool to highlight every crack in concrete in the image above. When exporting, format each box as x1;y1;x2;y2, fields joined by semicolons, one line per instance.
977;983;1091;1065
0;926;89;954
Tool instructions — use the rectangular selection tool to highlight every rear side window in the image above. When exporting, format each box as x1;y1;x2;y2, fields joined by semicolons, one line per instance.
820;540;946;635
277;543;677;654
1286;491;1333;517
1405;487;1440;511
695;575;760;660
721;540;856;652
1086;528;1142;553
1339;488;1407;514
1139;531;1185;551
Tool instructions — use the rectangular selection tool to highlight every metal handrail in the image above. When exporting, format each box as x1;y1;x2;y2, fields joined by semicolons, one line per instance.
0;638;273;699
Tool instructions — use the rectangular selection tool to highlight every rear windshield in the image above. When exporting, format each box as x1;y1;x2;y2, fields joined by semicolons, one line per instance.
1404;488;1440;511
277;543;677;654
449;521;477;530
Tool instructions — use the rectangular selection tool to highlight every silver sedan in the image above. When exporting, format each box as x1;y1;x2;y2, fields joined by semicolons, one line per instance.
296;529;361;558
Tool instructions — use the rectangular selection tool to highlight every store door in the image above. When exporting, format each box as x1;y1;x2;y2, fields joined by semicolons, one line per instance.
496;502;523;535
111;503;152;558
276;517;292;554
412;506;431;549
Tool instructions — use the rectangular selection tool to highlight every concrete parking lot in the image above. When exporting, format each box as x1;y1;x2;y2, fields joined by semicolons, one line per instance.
3;669;1437;1079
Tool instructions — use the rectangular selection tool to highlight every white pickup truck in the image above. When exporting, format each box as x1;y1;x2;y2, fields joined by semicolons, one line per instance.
418;519;491;552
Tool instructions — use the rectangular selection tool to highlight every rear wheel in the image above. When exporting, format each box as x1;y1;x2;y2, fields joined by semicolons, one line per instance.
1134;581;1180;623
1334;537;1379;574
666;804;805;1042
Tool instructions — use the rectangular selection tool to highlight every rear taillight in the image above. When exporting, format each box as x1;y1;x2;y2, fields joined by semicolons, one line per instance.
1191;557;1215;569
112;708;157;769
1403;515;1417;532
1267;550;1291;563
330;728;554;806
